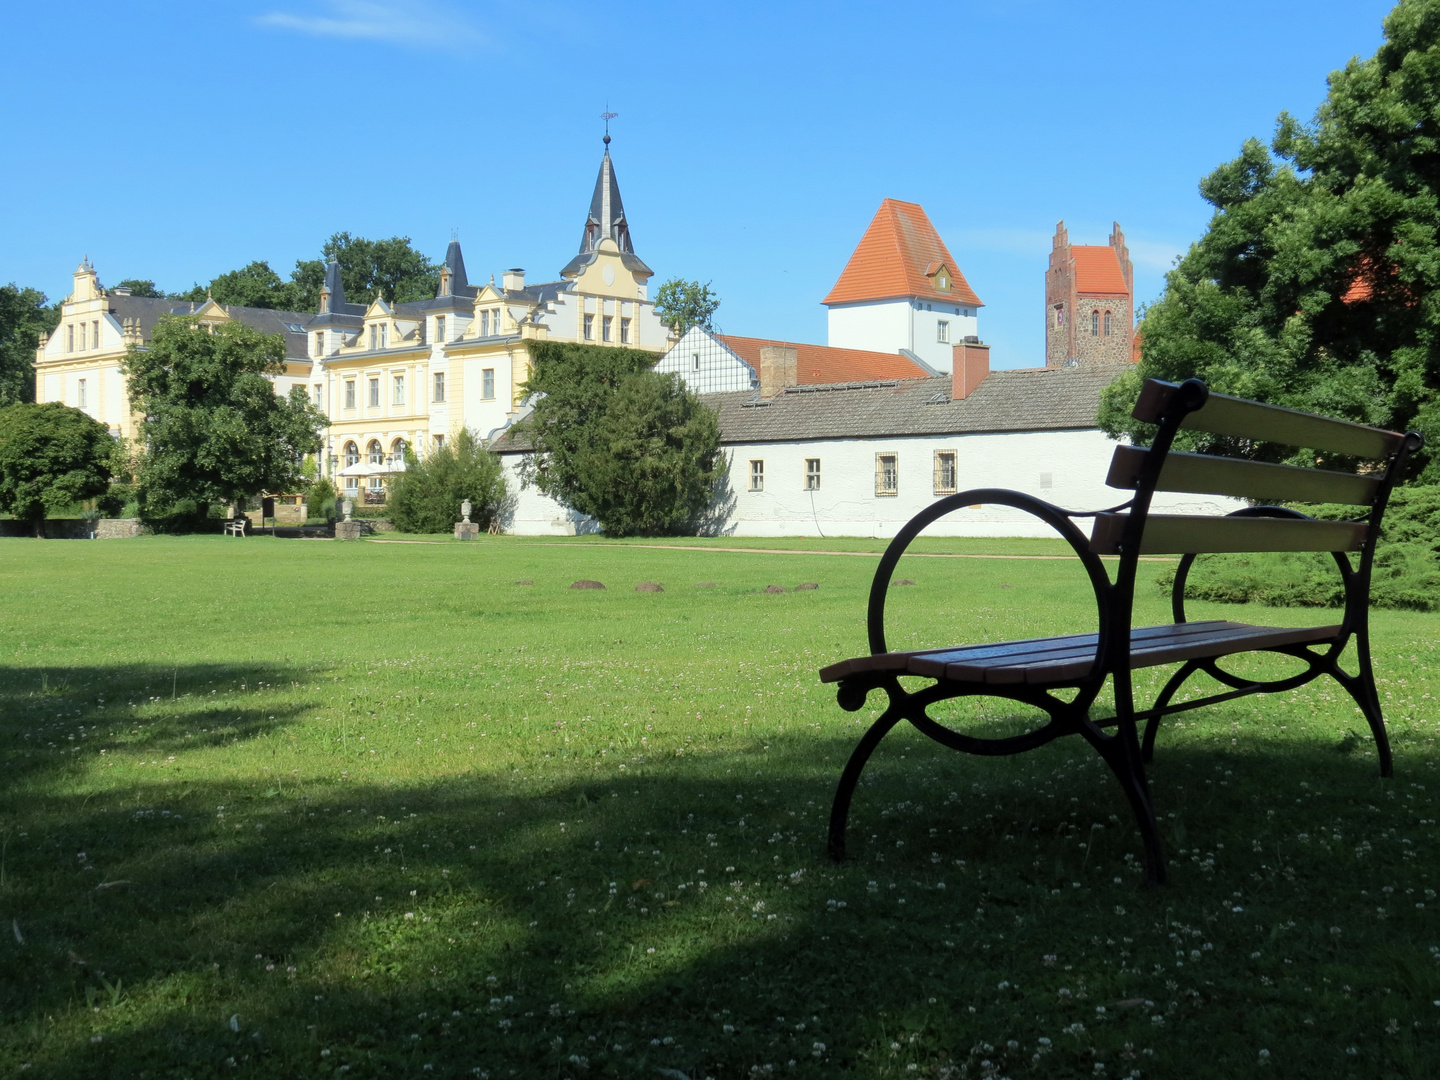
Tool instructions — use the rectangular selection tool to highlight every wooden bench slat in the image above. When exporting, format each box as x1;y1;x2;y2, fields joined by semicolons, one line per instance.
1106;445;1381;506
1089;513;1368;555
1134;380;1404;460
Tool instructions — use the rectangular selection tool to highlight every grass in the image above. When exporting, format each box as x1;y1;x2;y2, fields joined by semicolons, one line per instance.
0;534;1438;1079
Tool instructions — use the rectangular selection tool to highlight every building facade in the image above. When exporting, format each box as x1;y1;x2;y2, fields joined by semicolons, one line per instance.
1045;221;1135;367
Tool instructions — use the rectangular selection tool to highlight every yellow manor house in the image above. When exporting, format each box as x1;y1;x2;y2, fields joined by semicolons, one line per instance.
33;137;670;503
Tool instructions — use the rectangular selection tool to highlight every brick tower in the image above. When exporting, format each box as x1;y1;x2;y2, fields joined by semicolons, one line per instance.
1045;222;1135;367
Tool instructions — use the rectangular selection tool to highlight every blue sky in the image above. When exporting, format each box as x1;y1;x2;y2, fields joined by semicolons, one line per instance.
0;0;1396;367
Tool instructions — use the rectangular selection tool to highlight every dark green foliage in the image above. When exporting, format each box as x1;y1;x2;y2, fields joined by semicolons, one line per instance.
385;429;508;534
0;402;114;534
0;283;60;405
514;341;724;536
1159;483;1440;610
122;317;325;523
306;475;338;522
1099;0;1440;477
653;278;720;336
291;232;440;311
178;261;302;310
113;279;166;298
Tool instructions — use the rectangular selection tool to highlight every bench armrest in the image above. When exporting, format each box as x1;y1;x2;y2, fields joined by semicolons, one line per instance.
866;489;1115;661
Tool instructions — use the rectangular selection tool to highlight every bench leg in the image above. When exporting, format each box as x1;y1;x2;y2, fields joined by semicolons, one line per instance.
828;708;902;862
1142;661;1200;763
1336;662;1393;778
1090;726;1167;885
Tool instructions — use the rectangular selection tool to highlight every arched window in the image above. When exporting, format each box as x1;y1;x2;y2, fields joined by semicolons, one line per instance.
1090;310;1100;336
343;441;359;468
391;438;406;461
1103;310;1113;336
368;440;383;465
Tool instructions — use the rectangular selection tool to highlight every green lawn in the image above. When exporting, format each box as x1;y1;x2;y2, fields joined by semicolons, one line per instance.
1;535;1437;1079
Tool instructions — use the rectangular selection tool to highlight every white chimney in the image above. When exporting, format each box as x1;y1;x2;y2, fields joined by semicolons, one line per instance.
502;268;525;292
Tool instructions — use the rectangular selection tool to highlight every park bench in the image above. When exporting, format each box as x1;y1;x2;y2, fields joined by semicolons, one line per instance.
819;377;1424;884
224;518;248;537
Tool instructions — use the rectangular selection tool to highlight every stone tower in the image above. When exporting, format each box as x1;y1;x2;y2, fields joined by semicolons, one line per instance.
1045;222;1135;367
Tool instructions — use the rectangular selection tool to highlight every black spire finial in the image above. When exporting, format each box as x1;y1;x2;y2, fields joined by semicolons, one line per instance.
601;107;618;146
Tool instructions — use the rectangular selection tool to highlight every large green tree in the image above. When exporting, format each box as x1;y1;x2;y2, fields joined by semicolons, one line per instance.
178;261;301;310
0;284;60;405
113;279;166;298
122;316;325;522
291;233;440;310
1100;0;1440;477
0;402;114;535
653;278;720;336
514;341;724;536
385;428;508;534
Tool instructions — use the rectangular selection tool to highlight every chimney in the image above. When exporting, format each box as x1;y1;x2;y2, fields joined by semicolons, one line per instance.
112;285;131;296
952;338;989;399
502;268;525;292
758;345;797;397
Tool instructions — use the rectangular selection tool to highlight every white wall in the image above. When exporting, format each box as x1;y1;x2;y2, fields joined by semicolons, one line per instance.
827;299;980;373
655;326;757;394
499;428;1242;538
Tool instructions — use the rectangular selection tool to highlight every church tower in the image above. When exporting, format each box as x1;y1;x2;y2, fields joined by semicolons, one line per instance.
1045;222;1135;367
560;130;653;284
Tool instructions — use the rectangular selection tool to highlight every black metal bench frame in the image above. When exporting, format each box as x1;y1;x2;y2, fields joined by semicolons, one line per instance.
821;378;1424;884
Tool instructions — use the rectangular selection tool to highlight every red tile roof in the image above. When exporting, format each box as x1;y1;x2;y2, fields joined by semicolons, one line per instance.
1071;245;1130;296
823;198;983;308
718;334;930;385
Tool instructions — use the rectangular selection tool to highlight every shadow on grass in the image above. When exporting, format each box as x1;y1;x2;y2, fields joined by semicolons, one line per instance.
2;682;1438;1078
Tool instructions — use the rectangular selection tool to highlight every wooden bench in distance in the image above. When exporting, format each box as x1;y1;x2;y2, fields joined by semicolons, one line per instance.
819;378;1423;884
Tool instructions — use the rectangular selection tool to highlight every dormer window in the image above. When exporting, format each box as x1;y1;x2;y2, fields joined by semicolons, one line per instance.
936;272;950;292
369;326;377;350
380;324;388;348
436;316;446;343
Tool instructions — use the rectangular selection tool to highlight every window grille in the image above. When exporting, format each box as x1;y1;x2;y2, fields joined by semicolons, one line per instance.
933;450;957;494
875;453;898;496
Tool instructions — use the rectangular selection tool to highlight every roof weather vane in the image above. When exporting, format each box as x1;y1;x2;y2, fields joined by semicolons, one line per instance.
601;107;619;145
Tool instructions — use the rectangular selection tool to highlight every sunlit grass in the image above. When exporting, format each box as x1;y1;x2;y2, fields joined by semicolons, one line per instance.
1;535;1438;1078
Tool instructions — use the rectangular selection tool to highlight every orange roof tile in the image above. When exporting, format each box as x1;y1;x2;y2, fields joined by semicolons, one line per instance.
823;198;983;308
1071;246;1129;296
718;334;930;385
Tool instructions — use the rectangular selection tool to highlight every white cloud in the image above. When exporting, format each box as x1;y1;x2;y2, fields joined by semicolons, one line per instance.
256;0;487;52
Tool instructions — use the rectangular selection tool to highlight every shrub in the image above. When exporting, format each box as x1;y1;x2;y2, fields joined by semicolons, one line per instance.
385;429;508;534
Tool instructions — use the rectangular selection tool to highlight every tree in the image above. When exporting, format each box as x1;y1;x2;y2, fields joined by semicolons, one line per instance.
385;429;509;534
291;233;440;310
1099;0;1440;478
178;261;301;310
0;402;114;536
0;284;60;405
114;280;166;298
514;340;724;536
122;316;325;522
653;278;720;336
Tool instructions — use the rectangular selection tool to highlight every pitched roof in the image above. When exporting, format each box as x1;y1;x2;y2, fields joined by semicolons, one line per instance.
105;295;314;361
822;198;983;308
493;364;1128;452
560;140;653;279
717;334;930;384
1071;245;1129;296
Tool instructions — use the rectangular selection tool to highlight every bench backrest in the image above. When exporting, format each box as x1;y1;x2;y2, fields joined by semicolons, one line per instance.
1090;378;1420;559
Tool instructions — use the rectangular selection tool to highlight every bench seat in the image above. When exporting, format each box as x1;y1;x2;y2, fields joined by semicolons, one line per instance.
820;619;1341;687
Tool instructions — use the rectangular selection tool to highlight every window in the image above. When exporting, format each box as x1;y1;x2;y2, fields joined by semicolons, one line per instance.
491;309;501;333
876;453;898;496
436;316;446;342
749;460;764;492
368;440;383;465
482;368;495;399
93;321;100;349
344;441;360;467
937;319;949;343
313;383;323;407
393;374;405;406
79;322;87;351
434;434;445;451
602;315;613;342
433;371;446;402
368;378;380;407
392;438;406;461
380;324;388;348
583;313;594;340
692;353;700;372
481;310;489;336
369;325;378;350
1090;310;1100;336
344;381;356;409
933;450;957;494
66;324;74;352
1103;310;1113;336
315;332;324;356
78;379;87;408
805;458;821;491
344;476;359;493
620;317;631;344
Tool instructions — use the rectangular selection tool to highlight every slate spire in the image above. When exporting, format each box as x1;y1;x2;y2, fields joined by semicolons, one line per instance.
578;138;634;257
320;257;346;314
438;240;470;297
